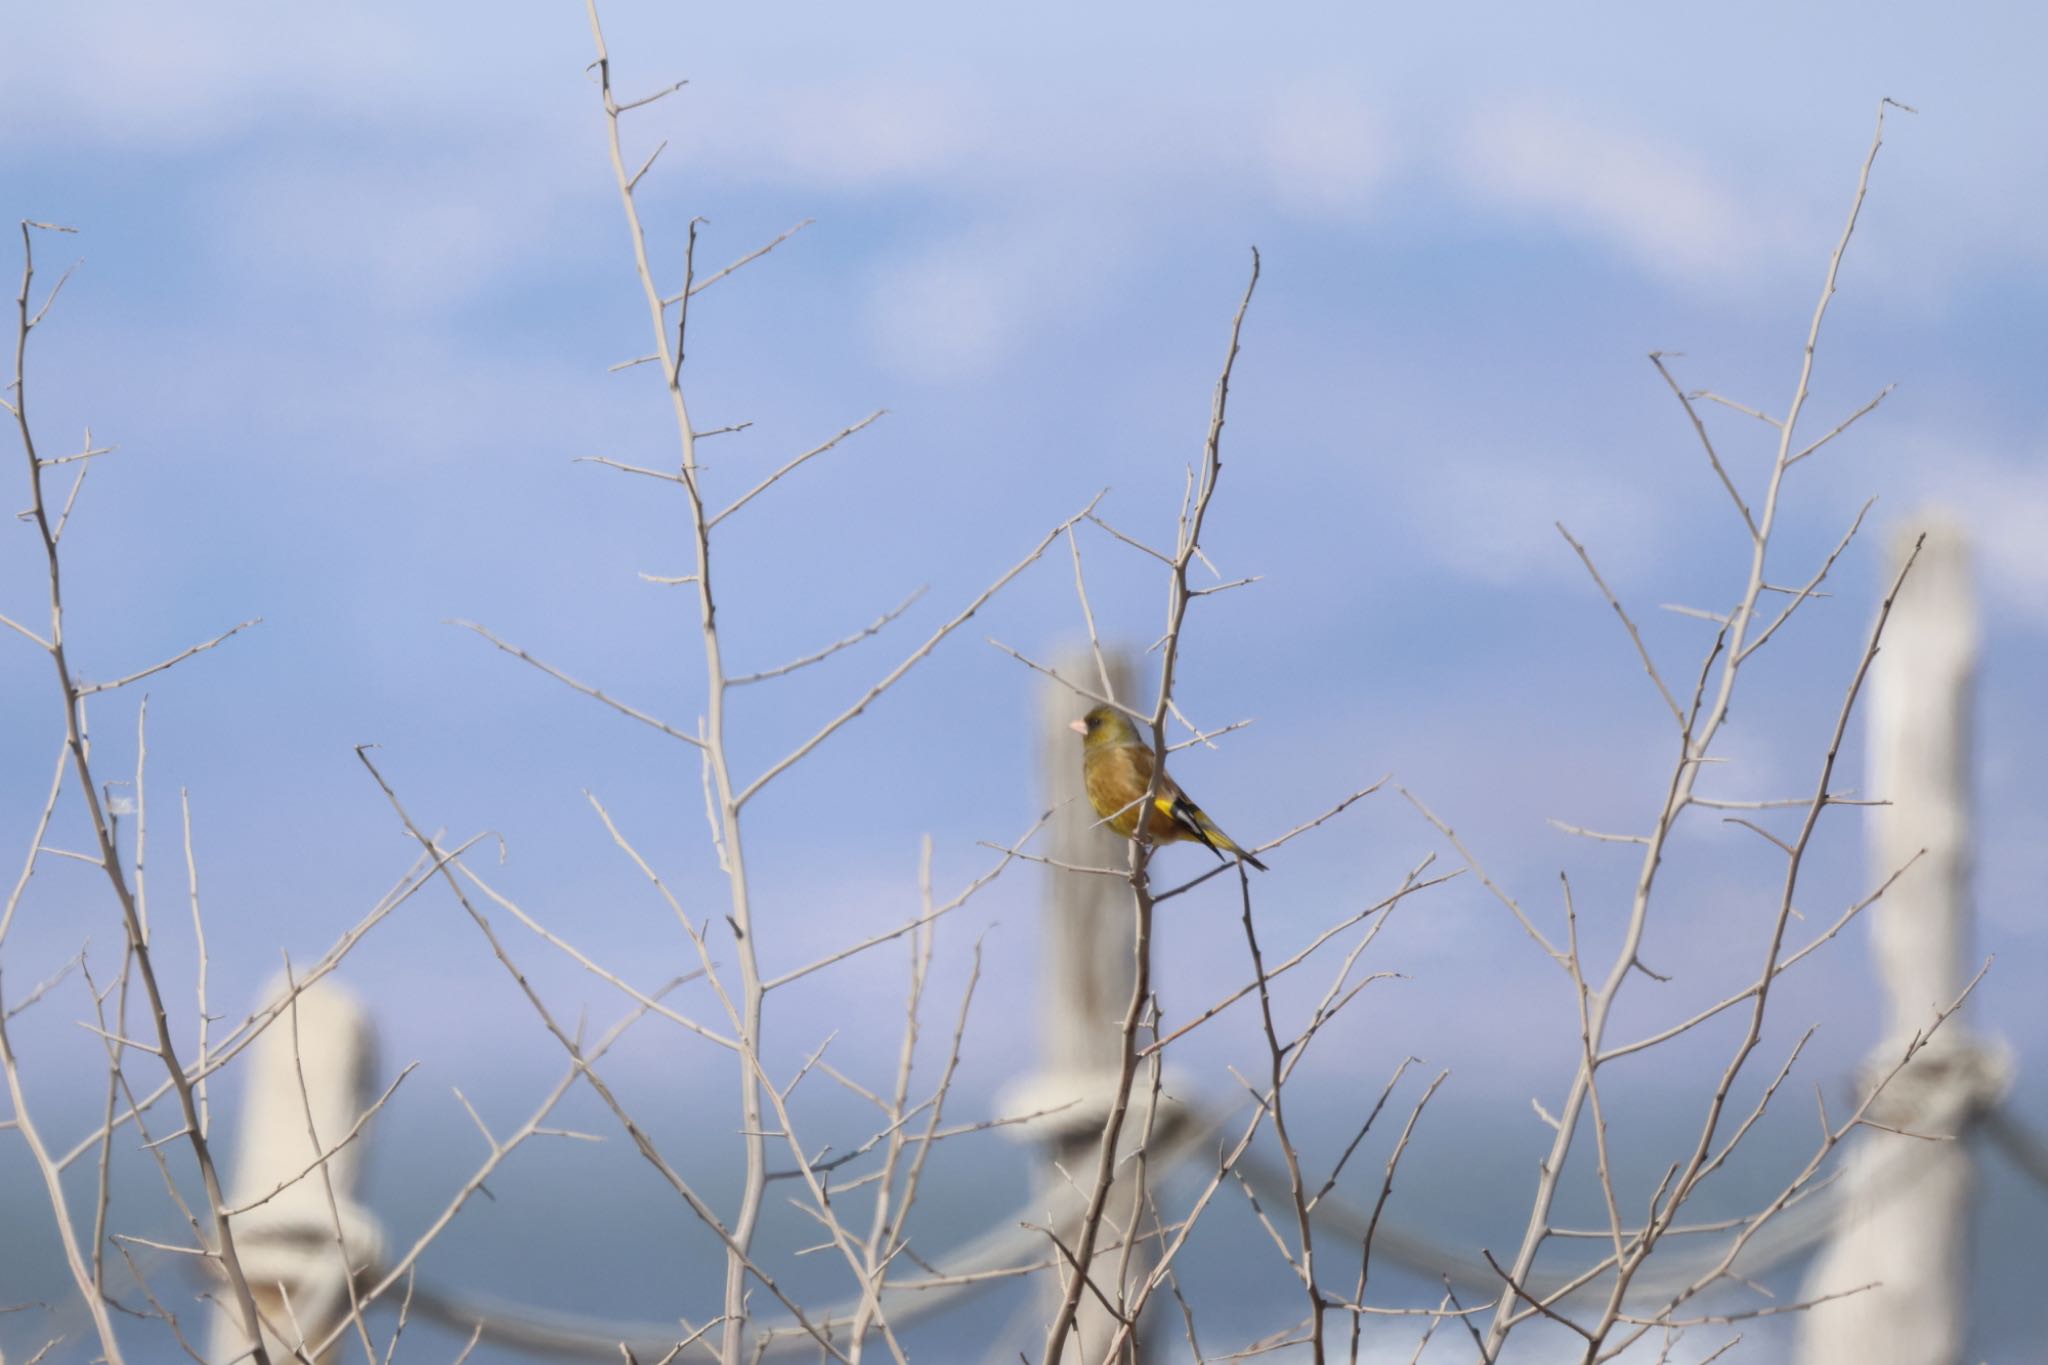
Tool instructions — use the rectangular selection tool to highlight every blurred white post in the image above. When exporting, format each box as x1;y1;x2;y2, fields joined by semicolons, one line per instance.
210;976;385;1365
1004;650;1161;1363
1797;514;2008;1365
1040;652;1138;1092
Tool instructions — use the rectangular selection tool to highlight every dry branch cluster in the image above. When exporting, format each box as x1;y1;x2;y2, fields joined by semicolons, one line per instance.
0;14;1969;1364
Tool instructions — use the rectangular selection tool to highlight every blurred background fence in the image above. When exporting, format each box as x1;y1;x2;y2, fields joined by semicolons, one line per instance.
195;515;2041;1364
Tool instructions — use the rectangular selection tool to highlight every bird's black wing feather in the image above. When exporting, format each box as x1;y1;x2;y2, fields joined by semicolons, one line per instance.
1168;794;1229;862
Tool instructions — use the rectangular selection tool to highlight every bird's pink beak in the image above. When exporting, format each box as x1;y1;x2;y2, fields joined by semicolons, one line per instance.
1069;718;1089;735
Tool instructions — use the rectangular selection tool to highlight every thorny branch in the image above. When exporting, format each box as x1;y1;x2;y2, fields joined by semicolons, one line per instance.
1456;98;1926;1361
1041;249;1260;1365
6;220;272;1364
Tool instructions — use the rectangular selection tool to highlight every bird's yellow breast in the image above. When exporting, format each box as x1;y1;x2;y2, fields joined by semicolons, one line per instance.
1082;743;1187;843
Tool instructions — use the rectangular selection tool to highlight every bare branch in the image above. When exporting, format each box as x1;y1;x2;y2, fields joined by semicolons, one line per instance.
1044;249;1259;1365
669;219;813;302
1786;384;1896;466
707;411;886;529
1145;859;1444;1055
729;585;926;686
1649;354;1759;541
1480;98;1910;1359
10;215;272;1363
739;493;1104;806
1085;511;1175;565
625;138;668;193
1659;602;1731;625
1557;522;1686;730
1688;390;1781;429
450;619;706;749
765;807;1051;989
1402;787;1565;965
1548;820;1650;846
615;78;688;114
0;608;51;650
574;455;688;482
0;973;128;1362
26;257;80;331
349;742;850;1362
76;618;261;695
1736;499;1874;663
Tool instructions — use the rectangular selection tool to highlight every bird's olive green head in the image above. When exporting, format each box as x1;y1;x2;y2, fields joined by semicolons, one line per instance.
1070;703;1142;750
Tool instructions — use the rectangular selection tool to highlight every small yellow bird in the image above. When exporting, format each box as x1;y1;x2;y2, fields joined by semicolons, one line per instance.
1070;704;1268;870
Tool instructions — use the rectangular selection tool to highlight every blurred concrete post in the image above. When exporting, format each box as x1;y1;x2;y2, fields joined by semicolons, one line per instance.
1797;514;2009;1365
1040;653;1140;1087
1003;650;1161;1363
210;976;385;1365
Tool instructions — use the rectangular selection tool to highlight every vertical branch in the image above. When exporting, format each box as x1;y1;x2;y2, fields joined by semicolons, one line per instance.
1477;100;1904;1359
1241;867;1324;1360
184;789;213;1140
0;746;68;948
582;13;766;1359
9;221;271;1364
1794;515;2002;1364
1154;249;1259;729
846;840;936;1353
1033;648;1140;1362
1043;249;1259;1365
91;948;136;1301
0;976;127;1363
132;696;150;943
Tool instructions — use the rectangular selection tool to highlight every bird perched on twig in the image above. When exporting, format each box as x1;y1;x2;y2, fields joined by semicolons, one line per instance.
1070;703;1268;870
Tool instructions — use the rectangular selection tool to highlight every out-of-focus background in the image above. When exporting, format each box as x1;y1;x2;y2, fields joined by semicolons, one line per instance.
2;2;2043;1360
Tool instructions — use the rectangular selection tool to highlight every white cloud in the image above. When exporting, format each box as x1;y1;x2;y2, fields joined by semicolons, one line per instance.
868;241;1013;380
1263;81;1393;217
766;82;981;187
866;212;1129;381
0;6;431;150
1838;415;2048;631
1399;446;1667;587
1902;454;2048;629
207;153;574;316
671;77;982;189
1456;101;1793;287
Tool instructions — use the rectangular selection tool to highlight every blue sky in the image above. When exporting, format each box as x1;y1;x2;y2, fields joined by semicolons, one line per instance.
3;2;2045;1359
